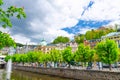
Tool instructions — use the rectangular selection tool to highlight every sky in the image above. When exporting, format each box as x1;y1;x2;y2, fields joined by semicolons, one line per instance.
0;0;120;45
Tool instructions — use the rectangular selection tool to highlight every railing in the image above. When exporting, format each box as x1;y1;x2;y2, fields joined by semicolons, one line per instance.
12;62;120;72
13;65;120;80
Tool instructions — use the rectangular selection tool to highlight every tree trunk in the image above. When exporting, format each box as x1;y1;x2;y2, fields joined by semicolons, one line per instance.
44;62;47;68
22;62;24;66
68;63;71;68
84;62;87;67
58;62;61;68
93;61;96;68
109;64;112;71
81;62;84;68
58;62;60;68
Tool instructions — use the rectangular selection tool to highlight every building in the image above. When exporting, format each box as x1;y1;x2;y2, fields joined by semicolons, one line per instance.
84;39;101;48
55;41;78;52
35;46;56;53
15;45;35;53
101;32;120;48
66;41;78;52
35;39;78;53
34;40;56;53
0;47;9;55
55;43;67;50
84;32;120;48
97;26;106;30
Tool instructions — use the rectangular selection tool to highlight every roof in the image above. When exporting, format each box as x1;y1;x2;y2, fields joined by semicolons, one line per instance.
101;32;120;38
39;40;47;46
88;39;101;42
47;44;56;46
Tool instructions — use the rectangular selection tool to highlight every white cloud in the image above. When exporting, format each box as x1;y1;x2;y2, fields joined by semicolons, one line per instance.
107;20;120;26
0;27;10;33
0;27;36;44
81;0;120;21
45;29;74;42
26;0;90;43
51;0;90;19
2;0;120;44
31;29;74;43
105;20;120;29
12;34;36;45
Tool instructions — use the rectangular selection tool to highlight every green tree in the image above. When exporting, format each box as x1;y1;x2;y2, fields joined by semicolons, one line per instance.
95;39;119;70
74;27;115;44
20;54;29;64
74;44;94;67
74;34;85;44
0;0;26;49
85;31;91;40
16;43;24;47
27;51;41;63
12;54;26;65
62;46;74;68
42;53;51;68
12;54;18;62
50;49;62;68
12;53;28;64
85;27;115;40
0;31;16;49
38;52;44;63
27;51;34;63
0;0;26;28
53;36;70;44
13;54;21;63
5;55;11;62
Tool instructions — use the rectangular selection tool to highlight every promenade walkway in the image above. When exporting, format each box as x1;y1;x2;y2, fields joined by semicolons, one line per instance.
70;66;120;72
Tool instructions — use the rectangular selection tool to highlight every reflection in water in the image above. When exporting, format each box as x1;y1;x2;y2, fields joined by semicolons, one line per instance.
11;70;73;80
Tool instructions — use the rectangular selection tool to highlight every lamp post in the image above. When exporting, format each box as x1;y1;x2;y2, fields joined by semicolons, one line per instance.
6;47;15;80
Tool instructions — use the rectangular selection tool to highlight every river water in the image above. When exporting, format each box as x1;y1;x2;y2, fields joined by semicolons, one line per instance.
0;69;73;80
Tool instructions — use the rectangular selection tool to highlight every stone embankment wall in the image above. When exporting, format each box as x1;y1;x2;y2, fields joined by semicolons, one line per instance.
13;66;120;80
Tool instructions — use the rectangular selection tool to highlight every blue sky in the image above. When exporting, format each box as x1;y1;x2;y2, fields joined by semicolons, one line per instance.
62;20;111;34
0;0;120;44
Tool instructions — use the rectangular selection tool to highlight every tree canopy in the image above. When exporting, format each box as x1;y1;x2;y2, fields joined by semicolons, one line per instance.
74;43;94;66
52;36;70;44
50;49;62;63
74;34;84;44
0;31;16;49
62;46;74;67
95;39;119;70
0;0;26;28
75;27;115;44
0;0;26;49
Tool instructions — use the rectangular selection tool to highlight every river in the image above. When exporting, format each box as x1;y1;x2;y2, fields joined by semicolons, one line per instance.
0;69;73;80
